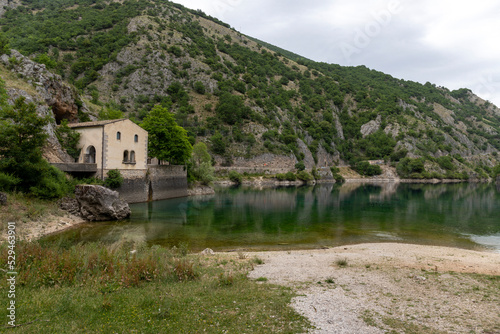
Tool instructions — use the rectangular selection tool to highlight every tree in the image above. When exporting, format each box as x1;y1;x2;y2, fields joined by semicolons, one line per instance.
215;92;250;125
141;105;192;164
189;142;214;184
0;95;71;198
396;158;426;178
0;96;50;191
0;33;10;55
352;161;382;176
56;119;81;160
210;131;226;155
98;107;123;120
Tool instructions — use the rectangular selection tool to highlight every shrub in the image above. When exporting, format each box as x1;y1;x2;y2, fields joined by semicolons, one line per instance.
210;132;226;155
296;171;314;182
333;173;345;183
493;164;500;178
396;158;426;178
276;173;287;181
193;81;205;94
104;169;124;189
0;172;20;191
29;163;73;199
353;161;382;176
189;143;214;185
285;172;297;181
295;161;305;171
228;171;242;184
437;156;455;171
56;120;81;161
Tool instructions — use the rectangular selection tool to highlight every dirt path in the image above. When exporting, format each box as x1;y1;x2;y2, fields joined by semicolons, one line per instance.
248;243;500;333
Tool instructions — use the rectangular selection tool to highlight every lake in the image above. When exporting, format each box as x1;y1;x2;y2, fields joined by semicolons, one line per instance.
46;182;500;252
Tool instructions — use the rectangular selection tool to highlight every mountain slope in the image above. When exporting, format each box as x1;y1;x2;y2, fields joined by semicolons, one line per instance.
1;0;499;178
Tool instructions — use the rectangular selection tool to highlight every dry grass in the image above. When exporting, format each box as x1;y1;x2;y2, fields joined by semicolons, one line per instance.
0;64;40;97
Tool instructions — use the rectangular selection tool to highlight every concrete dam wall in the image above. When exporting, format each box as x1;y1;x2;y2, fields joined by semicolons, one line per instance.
113;165;188;203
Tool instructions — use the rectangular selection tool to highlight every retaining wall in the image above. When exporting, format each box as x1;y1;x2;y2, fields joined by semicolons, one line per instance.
108;165;187;203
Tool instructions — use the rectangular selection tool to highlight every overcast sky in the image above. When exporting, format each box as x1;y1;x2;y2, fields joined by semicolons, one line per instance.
173;0;500;107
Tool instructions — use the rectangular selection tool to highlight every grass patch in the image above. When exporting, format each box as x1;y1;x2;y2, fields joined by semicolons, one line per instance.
381;316;447;334
0;241;311;333
324;277;335;284
335;258;349;268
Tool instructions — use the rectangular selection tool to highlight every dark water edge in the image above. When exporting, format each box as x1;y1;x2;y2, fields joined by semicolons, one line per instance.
44;182;500;253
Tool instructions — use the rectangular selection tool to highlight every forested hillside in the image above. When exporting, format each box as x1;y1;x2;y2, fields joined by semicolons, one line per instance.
1;0;499;179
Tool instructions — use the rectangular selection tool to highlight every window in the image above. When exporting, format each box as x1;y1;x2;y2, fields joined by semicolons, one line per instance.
130;151;136;163
123;150;129;163
134;134;138;142
117;132;121;140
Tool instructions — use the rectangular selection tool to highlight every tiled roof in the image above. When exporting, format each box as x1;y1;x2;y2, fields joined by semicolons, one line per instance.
67;119;125;128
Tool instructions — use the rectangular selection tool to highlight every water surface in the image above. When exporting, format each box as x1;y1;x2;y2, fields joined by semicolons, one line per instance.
47;183;500;252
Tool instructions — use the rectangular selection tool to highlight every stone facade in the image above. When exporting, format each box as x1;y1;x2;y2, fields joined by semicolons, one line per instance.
69;119;148;179
68;119;187;203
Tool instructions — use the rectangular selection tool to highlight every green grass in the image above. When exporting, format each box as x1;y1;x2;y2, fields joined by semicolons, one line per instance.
0;241;311;333
335;258;348;268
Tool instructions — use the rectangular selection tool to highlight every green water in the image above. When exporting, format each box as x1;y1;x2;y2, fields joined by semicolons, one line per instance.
47;183;500;252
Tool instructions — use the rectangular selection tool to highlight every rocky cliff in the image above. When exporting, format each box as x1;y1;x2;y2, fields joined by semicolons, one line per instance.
0;0;498;176
0;50;93;163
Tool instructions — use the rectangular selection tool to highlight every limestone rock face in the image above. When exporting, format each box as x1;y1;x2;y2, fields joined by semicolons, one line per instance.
360;115;382;138
0;50;87;123
75;185;131;221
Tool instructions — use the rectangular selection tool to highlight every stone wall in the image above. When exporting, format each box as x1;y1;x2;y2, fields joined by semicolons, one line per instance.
115;169;149;203
148;165;188;201
111;165;187;203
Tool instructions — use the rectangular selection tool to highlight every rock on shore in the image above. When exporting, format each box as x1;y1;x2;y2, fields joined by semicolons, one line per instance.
75;185;131;221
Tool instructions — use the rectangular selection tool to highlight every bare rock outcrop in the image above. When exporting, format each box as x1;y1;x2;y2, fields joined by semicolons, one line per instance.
75;185;131;221
297;138;315;169
0;50;89;123
361;115;382;138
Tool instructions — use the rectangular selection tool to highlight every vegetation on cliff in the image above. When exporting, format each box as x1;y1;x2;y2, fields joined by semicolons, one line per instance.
0;0;499;179
0;79;73;198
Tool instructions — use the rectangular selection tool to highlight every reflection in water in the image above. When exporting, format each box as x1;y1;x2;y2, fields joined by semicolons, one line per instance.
46;183;500;252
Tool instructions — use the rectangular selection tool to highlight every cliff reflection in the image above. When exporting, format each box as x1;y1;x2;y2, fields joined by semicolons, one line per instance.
47;183;500;252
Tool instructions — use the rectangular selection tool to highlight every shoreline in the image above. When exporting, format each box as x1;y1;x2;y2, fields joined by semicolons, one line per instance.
0;212;87;242
247;243;500;333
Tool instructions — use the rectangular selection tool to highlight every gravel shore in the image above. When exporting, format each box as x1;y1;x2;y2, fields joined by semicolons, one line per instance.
247;243;500;333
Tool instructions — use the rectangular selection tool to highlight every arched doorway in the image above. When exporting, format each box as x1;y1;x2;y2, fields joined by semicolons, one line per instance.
86;146;96;163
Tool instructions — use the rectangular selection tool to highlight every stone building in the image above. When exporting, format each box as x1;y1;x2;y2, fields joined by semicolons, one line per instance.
68;119;148;180
64;119;187;203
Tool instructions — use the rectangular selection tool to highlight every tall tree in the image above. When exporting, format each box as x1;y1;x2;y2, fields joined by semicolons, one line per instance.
188;142;214;184
0;90;71;198
0;96;50;190
141;105;192;164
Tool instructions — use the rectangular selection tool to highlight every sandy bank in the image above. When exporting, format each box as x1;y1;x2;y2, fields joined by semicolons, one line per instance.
247;243;500;333
0;213;86;242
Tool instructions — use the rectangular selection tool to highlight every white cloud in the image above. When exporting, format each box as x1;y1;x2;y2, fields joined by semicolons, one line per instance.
174;0;500;106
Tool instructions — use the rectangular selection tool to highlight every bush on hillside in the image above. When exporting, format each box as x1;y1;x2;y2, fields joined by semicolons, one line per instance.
352;161;382;176
228;171;242;184
296;171;313;182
